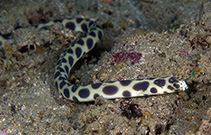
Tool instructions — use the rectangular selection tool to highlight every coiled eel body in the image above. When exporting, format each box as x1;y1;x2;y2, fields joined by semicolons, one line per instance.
0;18;188;102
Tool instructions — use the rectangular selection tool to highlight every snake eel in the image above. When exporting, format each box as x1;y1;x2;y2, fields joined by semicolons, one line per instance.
0;18;188;102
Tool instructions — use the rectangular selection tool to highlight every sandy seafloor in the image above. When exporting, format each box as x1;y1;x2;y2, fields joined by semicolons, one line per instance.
0;0;211;134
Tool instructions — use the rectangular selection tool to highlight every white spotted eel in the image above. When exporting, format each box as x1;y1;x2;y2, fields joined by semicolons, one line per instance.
0;18;188;102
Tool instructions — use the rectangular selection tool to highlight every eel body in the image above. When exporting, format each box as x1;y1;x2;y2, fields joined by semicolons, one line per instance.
0;18;188;102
